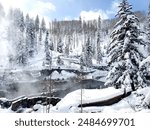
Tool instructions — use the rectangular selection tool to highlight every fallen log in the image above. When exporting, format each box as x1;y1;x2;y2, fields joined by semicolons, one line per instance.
78;91;131;108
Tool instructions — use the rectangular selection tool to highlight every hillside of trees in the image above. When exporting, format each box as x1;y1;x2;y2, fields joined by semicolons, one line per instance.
0;2;147;69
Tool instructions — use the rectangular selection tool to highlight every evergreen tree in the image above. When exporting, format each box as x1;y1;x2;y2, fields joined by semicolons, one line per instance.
57;56;64;66
147;3;150;53
35;15;40;32
80;54;84;71
84;36;93;67
44;31;52;66
12;9;25;32
97;16;101;30
39;28;42;42
105;0;147;91
139;4;150;83
26;18;36;57
97;16;103;64
19;12;25;32
97;38;103;64
49;39;54;51
7;8;27;66
57;38;63;53
16;39;27;66
41;18;46;33
65;35;71;56
25;14;30;27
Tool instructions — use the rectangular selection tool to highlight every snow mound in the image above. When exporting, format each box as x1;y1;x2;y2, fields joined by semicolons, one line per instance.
51;70;76;80
53;87;127;112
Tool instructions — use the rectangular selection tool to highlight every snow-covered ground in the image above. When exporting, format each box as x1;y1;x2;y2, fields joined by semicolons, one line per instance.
0;87;150;113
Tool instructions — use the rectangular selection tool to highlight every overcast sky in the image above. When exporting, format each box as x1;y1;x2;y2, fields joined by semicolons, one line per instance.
0;0;149;21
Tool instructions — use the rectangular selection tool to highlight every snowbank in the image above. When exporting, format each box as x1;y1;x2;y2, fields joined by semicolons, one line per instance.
51;70;76;80
1;87;150;113
52;87;129;112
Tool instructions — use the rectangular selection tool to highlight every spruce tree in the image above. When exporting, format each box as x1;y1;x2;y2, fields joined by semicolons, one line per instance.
147;3;150;53
35;15;40;32
7;9;26;66
41;18;46;33
39;28;42;42
105;0;146;91
49;39;54;51
97;16;103;64
44;31;52;66
17;12;25;32
84;36;93;67
57;38;63;53
140;3;150;83
26;18;36;57
57;56;64;66
65;35;71;56
80;54;84;71
25;14;30;27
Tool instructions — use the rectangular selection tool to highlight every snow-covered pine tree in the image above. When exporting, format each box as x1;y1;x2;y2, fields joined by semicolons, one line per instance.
96;16;103;64
41;18;46;33
16;39;27;66
97;38;103;64
39;28;42;42
84;36;93;67
35;15;40;32
57;38;63;53
26;18;36;57
65;35;71;56
7;9;27;66
105;0;147;91
25;14;30;28
34;15;40;54
57;56;64;66
16;13;27;66
16;11;25;32
80;54;84;71
49;39;54;51
139;4;150;84
147;3;150;53
44;31;52;66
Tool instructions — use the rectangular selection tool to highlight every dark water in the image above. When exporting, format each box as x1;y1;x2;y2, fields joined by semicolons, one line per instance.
0;69;106;99
52;79;105;98
1;79;105;99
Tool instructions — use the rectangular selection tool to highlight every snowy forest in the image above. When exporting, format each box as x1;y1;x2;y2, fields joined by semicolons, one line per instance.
0;0;150;113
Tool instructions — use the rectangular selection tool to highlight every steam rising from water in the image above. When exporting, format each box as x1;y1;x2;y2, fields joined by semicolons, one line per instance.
4;71;42;99
0;17;9;68
0;12;41;99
